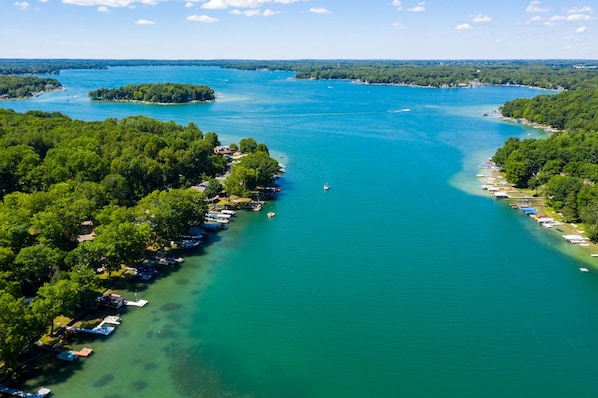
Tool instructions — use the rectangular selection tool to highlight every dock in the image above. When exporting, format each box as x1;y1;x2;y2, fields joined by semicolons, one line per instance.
72;347;93;357
0;385;51;398
66;315;121;336
125;299;148;307
67;325;114;336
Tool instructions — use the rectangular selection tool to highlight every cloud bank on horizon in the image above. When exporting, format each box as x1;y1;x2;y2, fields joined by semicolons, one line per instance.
2;0;596;59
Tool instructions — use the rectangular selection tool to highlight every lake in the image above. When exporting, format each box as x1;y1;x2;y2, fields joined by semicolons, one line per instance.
3;66;598;397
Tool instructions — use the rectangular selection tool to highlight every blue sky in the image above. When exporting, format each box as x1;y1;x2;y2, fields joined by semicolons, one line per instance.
1;0;596;59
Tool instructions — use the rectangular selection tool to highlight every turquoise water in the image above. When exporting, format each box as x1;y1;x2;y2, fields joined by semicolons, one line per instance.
4;67;598;397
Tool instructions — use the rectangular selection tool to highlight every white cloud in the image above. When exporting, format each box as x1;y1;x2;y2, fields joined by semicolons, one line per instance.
309;7;330;15
472;14;492;23
14;1;30;9
187;13;219;22
185;2;194;7
550;14;595;22
526;1;549;13
231;8;259;15
565;6;592;14
392;0;402;11
62;0;161;7
576;26;587;33
407;2;425;12
97;5;110;11
391;22;407;30
201;0;304;10
230;8;277;15
136;19;155;24
455;23;472;30
38;0;48;3
566;14;594;21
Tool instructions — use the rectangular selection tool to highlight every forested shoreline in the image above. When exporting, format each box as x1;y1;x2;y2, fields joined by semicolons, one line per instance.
0;76;62;99
0;109;279;374
89;83;215;104
493;88;598;238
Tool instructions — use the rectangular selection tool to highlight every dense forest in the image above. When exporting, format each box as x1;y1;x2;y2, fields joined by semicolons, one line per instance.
0;109;278;373
89;83;215;104
500;90;598;131
0;76;62;99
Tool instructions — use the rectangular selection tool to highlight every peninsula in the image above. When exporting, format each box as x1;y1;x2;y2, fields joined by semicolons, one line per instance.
0;76;62;100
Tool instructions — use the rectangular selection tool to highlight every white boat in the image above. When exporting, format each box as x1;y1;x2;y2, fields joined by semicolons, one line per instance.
324;183;329;191
209;212;231;219
220;209;236;216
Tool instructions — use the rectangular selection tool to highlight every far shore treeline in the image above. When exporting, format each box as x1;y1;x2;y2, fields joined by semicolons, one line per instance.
0;108;279;374
89;83;215;104
2;59;598;90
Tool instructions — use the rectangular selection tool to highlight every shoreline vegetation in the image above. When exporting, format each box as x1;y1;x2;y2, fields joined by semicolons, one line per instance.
478;158;598;264
0;76;62;100
0;109;282;388
88;83;215;104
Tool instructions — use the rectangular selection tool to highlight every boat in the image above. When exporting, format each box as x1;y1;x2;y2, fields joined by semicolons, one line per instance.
580;267;589;272
324;183;329;191
267;212;276;218
57;351;78;362
220;209;236;216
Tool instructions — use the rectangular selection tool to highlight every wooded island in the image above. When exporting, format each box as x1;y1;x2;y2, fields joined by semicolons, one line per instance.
89;83;215;104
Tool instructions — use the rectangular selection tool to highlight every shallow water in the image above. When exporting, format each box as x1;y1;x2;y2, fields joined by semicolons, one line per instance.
4;67;598;397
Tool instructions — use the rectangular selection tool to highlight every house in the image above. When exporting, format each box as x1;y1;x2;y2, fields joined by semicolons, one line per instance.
99;293;125;309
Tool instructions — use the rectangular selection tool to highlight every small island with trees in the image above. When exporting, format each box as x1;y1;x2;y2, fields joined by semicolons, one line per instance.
88;83;215;104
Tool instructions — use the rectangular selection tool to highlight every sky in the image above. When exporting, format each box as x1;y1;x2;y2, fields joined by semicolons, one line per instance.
1;0;596;59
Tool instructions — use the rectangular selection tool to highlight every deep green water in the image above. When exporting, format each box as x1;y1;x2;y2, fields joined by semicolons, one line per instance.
4;66;598;397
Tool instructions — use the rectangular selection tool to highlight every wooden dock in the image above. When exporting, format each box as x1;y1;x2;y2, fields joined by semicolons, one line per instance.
72;347;93;357
0;385;51;397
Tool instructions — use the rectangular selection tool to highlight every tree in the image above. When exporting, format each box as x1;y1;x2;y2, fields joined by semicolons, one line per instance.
237;151;280;188
14;245;61;293
224;165;256;197
239;137;257;154
31;279;79;336
0;291;44;371
136;189;207;247
503;149;531;188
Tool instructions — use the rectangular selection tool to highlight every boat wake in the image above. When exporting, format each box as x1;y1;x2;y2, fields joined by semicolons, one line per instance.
389;108;411;113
